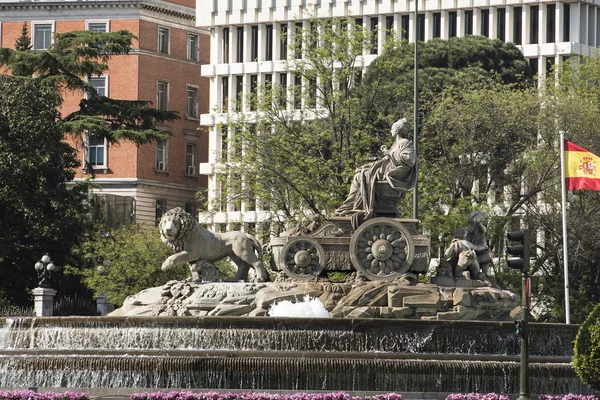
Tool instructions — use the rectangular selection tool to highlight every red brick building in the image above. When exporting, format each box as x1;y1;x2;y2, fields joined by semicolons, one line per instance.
0;0;209;225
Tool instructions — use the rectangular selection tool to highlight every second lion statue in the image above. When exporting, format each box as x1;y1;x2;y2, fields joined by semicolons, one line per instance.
159;207;269;282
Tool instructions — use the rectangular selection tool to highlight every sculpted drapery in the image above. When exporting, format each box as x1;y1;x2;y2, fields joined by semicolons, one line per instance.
334;118;417;226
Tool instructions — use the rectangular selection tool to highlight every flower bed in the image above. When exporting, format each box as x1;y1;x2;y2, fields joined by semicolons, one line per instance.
446;394;509;400
0;391;89;400
0;390;595;400
130;392;403;400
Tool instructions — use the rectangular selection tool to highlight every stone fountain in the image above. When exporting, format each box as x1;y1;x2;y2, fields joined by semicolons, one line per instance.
0;316;589;394
0;125;590;395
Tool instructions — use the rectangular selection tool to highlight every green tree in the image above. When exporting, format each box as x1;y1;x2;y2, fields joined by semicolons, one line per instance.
69;224;188;306
359;35;532;137
15;23;32;51
0;76;89;304
523;53;600;322
216;17;381;223
0;29;178;146
573;302;600;389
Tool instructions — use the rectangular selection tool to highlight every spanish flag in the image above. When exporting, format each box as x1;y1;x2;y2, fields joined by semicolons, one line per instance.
564;140;600;191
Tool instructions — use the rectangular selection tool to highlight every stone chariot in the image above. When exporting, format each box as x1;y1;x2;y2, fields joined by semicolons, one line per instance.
270;183;430;281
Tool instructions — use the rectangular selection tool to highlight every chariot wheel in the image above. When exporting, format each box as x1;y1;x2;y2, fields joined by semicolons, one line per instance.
350;218;415;281
279;238;326;281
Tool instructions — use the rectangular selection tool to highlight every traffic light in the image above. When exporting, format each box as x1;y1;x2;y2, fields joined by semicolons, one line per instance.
506;229;530;273
514;319;522;336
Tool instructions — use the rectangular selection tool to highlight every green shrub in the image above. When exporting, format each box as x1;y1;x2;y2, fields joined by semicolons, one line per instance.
573;302;600;390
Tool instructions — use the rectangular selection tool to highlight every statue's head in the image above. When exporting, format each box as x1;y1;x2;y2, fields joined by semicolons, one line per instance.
391;117;409;138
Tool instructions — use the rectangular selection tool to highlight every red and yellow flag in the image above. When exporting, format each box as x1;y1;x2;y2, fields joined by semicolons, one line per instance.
564;140;600;191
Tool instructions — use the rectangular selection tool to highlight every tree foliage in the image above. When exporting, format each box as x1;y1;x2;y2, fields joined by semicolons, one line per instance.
216;17;381;222
524;53;600;322
0;76;90;304
573;302;600;390
0;29;178;145
359;35;532;137
68;224;188;306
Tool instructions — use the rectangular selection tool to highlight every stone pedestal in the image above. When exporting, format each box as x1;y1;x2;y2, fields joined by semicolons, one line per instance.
96;292;108;316
32;287;57;317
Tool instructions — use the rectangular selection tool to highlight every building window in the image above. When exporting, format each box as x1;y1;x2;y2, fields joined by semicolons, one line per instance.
89;76;107;97
157;81;169;111
433;13;441;38
545;56;555;74
529;57;539;76
513;7;522;45
464;10;473;35
33;23;52;50
222;27;230;63
449;12;458;38
307;77;317;108
530;6;539;44
265;24;273;61
264;74;272;108
188;33;199;61
546;4;556;43
87;22;107;32
563;4;570;42
222;76;229;112
158;27;169;54
279;73;287;107
185;142;197;175
385;15;394;36
418;14;425;41
370;17;378;54
249;74;258;111
481;9;490;37
87;21;108;50
400;15;409;41
86;135;107;168
236;26;244;62
156;140;168;171
185;202;197;216
251;25;259;61
280;24;288;60
156;200;167;225
293;74;302;109
186;86;198;119
309;21;317;51
294;22;303;59
497;8;506;41
235;76;243;111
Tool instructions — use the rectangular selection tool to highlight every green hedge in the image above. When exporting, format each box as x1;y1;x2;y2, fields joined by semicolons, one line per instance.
573;302;600;390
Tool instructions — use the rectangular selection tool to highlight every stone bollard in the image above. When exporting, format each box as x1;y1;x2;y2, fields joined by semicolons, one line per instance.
32;287;57;316
96;292;108;316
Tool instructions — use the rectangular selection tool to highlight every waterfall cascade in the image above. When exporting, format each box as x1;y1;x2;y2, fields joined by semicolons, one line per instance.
0;317;589;394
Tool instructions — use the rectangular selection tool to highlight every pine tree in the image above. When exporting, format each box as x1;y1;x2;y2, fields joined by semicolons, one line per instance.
14;23;32;51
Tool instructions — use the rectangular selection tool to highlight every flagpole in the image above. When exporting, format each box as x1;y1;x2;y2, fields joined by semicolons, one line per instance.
560;131;570;324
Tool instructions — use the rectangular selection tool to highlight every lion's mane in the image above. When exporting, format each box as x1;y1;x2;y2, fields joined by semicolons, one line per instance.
159;207;199;253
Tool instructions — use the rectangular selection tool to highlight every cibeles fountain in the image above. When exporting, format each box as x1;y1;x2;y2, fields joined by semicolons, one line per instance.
0;118;589;394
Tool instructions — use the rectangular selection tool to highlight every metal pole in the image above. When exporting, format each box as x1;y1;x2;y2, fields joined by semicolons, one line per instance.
559;131;571;324
412;0;419;221
519;270;530;400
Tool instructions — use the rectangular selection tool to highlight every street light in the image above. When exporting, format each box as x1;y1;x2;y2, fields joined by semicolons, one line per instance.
34;254;56;288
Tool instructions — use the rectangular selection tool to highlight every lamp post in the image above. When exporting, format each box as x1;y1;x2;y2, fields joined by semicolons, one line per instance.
33;254;58;316
34;254;56;288
96;258;111;316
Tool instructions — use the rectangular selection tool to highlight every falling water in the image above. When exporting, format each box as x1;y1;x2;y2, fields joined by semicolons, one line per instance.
0;317;587;393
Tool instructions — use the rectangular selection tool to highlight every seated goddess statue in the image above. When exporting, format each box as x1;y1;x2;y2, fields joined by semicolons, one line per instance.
334;117;417;227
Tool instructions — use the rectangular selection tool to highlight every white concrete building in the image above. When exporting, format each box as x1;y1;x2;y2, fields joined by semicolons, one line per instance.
198;0;598;230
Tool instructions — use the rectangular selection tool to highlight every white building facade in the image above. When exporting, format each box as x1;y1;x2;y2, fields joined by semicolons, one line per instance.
198;0;599;230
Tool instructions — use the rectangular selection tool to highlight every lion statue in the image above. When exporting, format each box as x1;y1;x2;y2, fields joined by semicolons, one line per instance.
159;207;269;282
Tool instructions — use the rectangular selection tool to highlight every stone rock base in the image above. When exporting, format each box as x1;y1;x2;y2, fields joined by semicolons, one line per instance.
109;278;519;320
